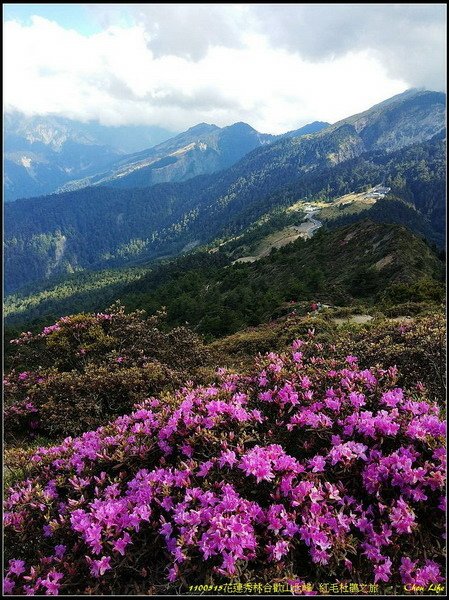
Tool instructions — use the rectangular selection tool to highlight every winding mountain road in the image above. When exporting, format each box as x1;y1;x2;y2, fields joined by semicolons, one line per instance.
300;212;322;238
233;210;323;264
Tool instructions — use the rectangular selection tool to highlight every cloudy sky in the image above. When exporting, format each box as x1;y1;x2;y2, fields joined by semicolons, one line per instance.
3;3;447;134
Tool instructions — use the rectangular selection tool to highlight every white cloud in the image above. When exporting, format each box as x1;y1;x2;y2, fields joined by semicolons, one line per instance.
5;6;443;133
115;4;248;60
252;4;447;92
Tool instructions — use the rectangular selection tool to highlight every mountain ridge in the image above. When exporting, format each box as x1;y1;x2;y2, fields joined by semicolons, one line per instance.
4;113;176;201
56;120;329;193
4;113;329;200
4;89;445;293
4;220;444;338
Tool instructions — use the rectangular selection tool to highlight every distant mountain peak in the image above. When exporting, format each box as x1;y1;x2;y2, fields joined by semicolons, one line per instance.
281;121;330;139
369;87;427;109
185;123;220;134
225;122;256;132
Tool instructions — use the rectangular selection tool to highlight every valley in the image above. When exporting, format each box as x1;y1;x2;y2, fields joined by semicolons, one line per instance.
4;218;444;345
232;185;390;264
4;90;446;295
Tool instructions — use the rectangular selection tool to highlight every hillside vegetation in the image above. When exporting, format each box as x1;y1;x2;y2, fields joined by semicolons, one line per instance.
4;221;445;341
3;74;447;599
5;91;445;292
4;309;446;595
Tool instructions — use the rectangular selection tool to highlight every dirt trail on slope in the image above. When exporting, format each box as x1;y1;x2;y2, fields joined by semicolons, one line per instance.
332;315;414;326
332;315;373;325
233;212;322;265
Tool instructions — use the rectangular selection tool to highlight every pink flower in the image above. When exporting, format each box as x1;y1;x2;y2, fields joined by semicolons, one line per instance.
218;450;237;468
239;447;275;482
197;460;214;477
43;525;53;537
113;533;131;556
300;376;311;389
41;572;63;595
390;499;416;534
308;455;326;472
349;392;365;408
54;545;66;559
292;339;304;350
268;540;290;561
220;552;236;575
88;556;112;577
42;324;61;335
3;578;15;594
374;558;392;583
8;559;26;576
181;443;193;457
381;389;404;408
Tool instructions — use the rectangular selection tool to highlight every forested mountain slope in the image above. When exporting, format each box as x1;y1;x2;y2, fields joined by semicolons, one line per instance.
4;113;176;201
5;221;444;341
4;90;445;293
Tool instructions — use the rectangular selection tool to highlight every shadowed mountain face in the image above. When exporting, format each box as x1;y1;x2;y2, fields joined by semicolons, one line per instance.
56;121;331;193
4;113;176;202
4;89;445;293
5;112;330;201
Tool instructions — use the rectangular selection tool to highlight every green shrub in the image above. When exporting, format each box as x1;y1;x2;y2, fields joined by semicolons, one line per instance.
332;314;446;402
380;278;445;305
4;303;208;440
383;302;438;318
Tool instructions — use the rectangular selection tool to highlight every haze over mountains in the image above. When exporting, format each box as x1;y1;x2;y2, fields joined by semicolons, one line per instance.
6;87;442;205
56;122;275;194
4;113;175;202
4;89;446;303
57;120;329;194
4;113;329;202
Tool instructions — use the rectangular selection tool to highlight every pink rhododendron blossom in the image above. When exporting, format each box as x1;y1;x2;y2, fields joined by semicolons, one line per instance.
3;336;445;595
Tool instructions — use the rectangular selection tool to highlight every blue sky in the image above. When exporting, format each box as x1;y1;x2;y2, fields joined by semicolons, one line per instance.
3;3;133;35
4;4;96;35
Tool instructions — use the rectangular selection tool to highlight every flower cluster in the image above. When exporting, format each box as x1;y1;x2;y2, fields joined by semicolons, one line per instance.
4;337;445;595
4;305;209;439
332;313;446;404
